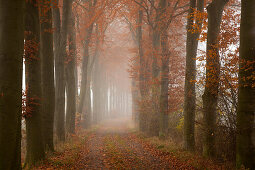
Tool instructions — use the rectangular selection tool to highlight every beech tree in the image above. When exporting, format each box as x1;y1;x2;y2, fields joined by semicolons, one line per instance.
1;0;254;168
0;1;25;169
236;0;255;168
184;0;204;151
24;0;45;166
66;6;77;134
78;0;97;117
136;5;147;132
41;0;55;151
202;0;229;157
54;0;72;141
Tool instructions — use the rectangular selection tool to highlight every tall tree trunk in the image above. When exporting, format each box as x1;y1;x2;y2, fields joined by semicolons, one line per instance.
78;0;98;116
41;1;55;151
149;0;166;137
236;1;255;169
78;24;94;115
84;79;92;127
137;6;147;132
131;78;139;126
159;29;169;139
83;26;99;128
184;0;204;151
52;0;61;134
24;1;45;166
149;30;161;136
202;0;229;157
55;0;72;141
93;56;100;123
0;1;24;169
66;9;77;134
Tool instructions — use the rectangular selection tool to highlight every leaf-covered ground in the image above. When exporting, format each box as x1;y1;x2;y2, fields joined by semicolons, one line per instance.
36;119;234;170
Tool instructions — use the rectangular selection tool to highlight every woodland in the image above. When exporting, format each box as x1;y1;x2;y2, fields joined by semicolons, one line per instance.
0;0;254;169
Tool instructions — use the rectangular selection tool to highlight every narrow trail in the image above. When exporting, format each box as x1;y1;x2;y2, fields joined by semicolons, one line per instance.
74;119;195;170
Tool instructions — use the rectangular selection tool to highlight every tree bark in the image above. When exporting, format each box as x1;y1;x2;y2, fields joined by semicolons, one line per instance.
184;0;204;151
92;56;100;124
78;24;94;115
24;0;45;166
66;8;77;134
54;0;72;141
149;0;166;137
202;0;229;157
41;1;55;151
159;29;169;139
83;24;100;128
136;6;147;132
0;1;24;169
236;1;255;169
52;0;61;135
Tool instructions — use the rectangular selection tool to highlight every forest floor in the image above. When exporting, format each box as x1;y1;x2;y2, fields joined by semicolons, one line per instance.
35;118;234;170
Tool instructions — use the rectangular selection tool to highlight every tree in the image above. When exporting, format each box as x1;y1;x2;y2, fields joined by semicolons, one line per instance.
54;0;72;141
92;54;101;123
78;0;97;116
83;23;101;128
66;7;77;134
136;6;147;132
184;0;204;151
24;0;45;166
236;0;255;168
202;0;229;157
159;26;169;139
149;0;165;137
0;0;25;169
41;0;56;151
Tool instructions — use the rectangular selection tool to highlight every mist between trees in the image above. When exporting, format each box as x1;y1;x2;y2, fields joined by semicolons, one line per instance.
0;0;254;169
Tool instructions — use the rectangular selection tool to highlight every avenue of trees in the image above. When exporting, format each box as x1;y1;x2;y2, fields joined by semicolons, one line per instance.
0;0;254;169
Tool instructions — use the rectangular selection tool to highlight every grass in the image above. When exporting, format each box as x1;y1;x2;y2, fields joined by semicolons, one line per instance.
133;131;236;170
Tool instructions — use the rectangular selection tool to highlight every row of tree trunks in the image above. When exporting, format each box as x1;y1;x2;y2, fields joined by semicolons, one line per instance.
0;1;25;169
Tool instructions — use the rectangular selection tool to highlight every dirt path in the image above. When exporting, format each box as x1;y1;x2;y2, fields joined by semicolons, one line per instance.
75;118;195;170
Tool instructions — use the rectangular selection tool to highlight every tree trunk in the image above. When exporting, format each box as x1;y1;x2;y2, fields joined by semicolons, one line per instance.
24;1;45;166
52;0;61;135
93;56;100;123
54;0;72;141
84;79;92;127
149;0;166;137
184;0;204;151
159;30;169;139
136;6;147;132
202;0;229;157
78;24;94;114
236;1;255;169
83;25;99;128
149;30;161;136
131;78;139;126
66;9;77;134
41;1;55;151
0;1;24;169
